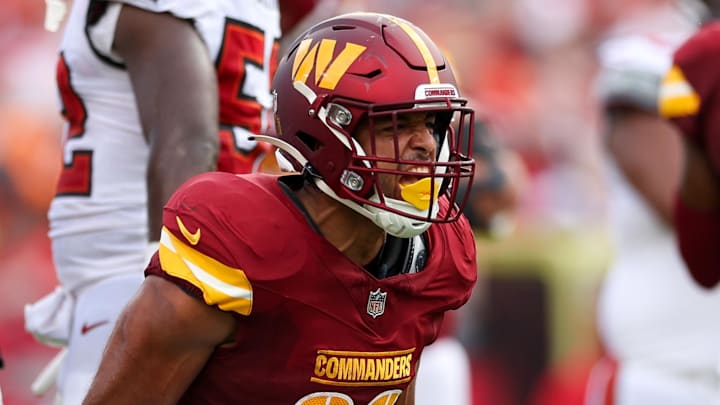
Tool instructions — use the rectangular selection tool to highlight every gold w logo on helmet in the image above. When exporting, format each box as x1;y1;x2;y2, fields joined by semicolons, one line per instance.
291;38;366;90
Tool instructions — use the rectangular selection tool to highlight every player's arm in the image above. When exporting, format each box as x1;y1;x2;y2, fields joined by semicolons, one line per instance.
658;27;720;287
678;141;720;210
396;365;418;405
674;139;720;287
606;106;682;223
83;276;236;404
113;5;220;241
595;41;683;225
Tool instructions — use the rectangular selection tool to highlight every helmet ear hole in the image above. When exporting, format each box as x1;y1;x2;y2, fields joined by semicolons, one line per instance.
435;111;452;131
434;112;452;147
297;131;323;151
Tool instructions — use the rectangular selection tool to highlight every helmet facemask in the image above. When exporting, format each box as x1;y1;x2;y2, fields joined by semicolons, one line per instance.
315;96;476;237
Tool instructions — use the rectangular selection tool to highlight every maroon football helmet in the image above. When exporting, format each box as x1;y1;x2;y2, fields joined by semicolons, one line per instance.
263;12;475;237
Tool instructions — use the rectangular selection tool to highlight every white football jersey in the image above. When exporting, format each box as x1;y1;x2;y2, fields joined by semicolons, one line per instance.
596;8;720;375
48;0;280;292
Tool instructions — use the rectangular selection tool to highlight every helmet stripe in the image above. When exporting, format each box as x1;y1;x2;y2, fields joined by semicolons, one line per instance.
318;42;366;89
388;16;440;84
315;39;337;85
292;39;317;82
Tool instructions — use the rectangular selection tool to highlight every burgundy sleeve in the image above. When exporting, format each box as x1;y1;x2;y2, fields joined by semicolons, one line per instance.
667;22;720;155
674;195;720;288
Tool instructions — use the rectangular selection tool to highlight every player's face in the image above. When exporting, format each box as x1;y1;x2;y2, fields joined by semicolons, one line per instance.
354;111;438;201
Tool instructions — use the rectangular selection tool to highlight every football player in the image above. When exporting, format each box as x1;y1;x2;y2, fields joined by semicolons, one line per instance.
586;1;720;403
24;0;284;403
659;9;720;288
83;12;478;404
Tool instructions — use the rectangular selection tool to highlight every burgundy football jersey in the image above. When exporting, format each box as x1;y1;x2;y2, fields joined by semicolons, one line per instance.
659;21;720;171
145;172;477;404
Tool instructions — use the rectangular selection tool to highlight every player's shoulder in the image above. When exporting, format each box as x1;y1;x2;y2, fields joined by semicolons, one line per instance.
428;202;477;278
659;21;720;124
419;209;477;311
170;172;277;207
434;198;475;239
165;172;295;254
154;173;308;315
598;7;695;68
599;34;678;71
111;0;211;14
114;0;278;18
595;32;681;112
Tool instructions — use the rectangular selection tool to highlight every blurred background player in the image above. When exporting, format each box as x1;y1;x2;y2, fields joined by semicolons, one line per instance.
83;12;478;404
23;0;295;403
659;2;720;288
586;0;720;403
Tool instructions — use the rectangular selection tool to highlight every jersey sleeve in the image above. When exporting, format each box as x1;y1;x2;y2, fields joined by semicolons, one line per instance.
145;172;256;316
659;22;720;145
596;34;675;113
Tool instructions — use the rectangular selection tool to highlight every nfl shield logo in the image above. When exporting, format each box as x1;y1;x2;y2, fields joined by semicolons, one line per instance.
367;288;387;318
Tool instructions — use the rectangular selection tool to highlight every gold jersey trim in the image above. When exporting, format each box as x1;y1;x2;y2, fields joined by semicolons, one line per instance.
659;65;701;118
159;226;253;315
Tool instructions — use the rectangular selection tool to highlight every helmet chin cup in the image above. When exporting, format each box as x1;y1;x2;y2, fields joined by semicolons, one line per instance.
315;178;434;237
368;199;434;238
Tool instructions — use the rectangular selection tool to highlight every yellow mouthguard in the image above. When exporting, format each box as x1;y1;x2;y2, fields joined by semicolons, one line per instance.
400;177;440;210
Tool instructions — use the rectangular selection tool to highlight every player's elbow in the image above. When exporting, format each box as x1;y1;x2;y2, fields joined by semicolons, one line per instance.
679;245;720;288
674;195;720;289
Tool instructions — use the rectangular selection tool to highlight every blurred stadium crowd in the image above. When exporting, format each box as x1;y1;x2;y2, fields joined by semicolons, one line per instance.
0;0;702;404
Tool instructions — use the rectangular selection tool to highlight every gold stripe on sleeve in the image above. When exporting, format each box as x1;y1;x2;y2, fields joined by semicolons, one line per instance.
658;65;701;118
159;227;253;315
